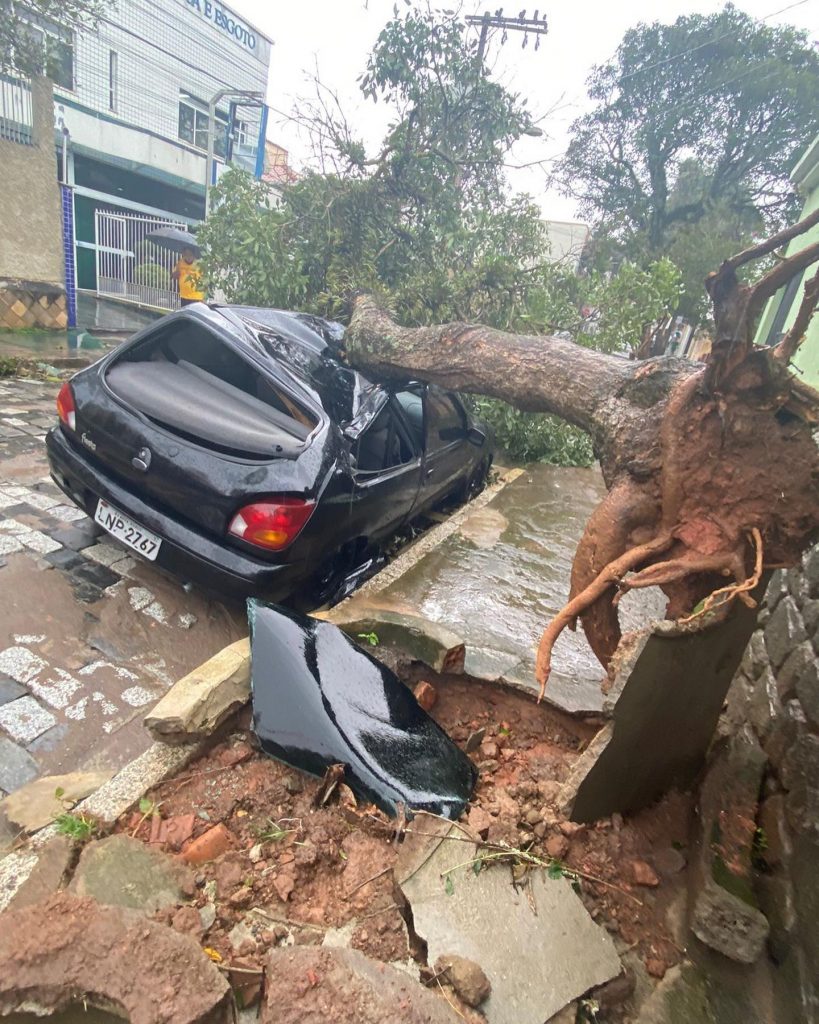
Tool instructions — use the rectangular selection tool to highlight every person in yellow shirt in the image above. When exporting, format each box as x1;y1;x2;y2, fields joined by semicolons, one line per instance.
172;247;205;305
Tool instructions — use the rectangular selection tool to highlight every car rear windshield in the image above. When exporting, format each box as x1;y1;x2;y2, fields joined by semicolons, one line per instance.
105;320;318;459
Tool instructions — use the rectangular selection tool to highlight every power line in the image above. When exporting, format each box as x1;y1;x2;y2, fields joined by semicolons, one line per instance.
618;0;813;81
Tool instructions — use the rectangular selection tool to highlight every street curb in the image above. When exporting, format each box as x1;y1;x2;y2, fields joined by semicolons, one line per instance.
0;740;203;912
331;466;524;609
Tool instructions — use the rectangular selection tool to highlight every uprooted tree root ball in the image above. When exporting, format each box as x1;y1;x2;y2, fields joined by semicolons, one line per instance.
342;211;819;697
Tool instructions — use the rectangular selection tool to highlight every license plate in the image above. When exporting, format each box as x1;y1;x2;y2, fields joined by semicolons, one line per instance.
94;499;162;561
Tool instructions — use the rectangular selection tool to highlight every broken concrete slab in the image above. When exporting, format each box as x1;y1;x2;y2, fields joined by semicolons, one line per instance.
144;637;250;743
502;658;606;716
689;726;769;964
561;596;763;821
4;835;74;912
0;769;113;833
69;833;193;913
0;892;232;1023
395;813;620;1024
260;946;460;1024
319;603;466;674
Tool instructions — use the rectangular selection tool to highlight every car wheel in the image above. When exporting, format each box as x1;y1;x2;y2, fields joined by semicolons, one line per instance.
464;455;492;501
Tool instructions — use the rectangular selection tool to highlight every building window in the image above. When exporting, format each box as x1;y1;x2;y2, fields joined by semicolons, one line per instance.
18;24;74;90
108;51;118;112
45;35;74;91
178;97;228;158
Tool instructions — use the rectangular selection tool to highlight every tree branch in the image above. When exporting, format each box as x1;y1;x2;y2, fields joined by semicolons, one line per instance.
773;265;819;365
747;239;819;325
724;206;819;273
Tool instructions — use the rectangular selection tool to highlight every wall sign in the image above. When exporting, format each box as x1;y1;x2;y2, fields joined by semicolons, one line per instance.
185;0;257;51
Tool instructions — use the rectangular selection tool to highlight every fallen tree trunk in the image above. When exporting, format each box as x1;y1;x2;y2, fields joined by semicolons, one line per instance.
343;212;819;695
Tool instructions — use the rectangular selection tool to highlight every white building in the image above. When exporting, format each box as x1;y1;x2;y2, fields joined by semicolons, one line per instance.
48;0;272;291
543;219;590;270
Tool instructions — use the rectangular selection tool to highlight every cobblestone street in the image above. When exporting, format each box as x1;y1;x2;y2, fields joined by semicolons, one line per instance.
0;376;246;797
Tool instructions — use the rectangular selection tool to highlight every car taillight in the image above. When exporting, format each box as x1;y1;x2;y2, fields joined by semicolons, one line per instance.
228;498;315;552
56;382;76;431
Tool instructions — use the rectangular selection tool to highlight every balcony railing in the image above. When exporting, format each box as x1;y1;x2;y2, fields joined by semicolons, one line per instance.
0;75;33;145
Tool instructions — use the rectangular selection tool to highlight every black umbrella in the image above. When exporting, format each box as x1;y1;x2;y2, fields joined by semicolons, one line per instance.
145;227;201;258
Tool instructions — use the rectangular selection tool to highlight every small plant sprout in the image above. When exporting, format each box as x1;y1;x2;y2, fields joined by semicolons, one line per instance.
55;812;97;842
256;818;301;843
53;786;73;810
357;631;379;647
131;795;163;837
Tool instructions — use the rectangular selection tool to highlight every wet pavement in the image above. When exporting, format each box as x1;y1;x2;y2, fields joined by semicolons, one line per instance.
338;465;664;715
0;376;246;797
0;295;158;364
0;329;113;364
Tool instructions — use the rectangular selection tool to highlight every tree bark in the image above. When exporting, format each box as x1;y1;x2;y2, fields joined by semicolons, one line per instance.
343;218;819;695
344;294;697;485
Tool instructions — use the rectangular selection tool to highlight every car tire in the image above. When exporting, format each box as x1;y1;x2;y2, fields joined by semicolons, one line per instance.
463;455;492;502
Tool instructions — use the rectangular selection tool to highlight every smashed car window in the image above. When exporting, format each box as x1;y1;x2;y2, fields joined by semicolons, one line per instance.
426;387;466;451
395;388;425;449
106;320;318;458
354;405;414;473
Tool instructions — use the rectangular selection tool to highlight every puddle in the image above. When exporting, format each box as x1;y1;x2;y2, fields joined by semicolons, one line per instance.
376;464;665;698
0;329;113;363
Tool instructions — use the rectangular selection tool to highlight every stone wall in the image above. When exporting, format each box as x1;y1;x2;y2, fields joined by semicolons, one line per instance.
723;545;819;1024
0;279;67;330
0;75;65;327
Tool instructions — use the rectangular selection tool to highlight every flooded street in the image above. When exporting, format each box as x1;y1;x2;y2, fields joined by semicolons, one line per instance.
363;465;664;714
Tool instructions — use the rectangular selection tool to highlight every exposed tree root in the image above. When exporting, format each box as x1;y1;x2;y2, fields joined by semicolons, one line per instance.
535;532;676;698
536;212;819;697
679;528;764;624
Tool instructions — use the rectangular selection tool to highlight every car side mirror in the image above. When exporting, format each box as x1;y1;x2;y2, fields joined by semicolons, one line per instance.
467;426;486;447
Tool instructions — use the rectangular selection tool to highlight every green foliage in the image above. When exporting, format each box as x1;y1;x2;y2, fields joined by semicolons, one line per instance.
471;399;594;467
356;631;380;647
0;356;24;378
133;263;170;290
201;5;683;465
556;5;819;319
55;811;97;842
583;258;683;353
198;170;307;308
1;0;105;77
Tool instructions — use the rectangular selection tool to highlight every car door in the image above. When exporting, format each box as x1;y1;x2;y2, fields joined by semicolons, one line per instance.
347;397;422;543
418;385;472;507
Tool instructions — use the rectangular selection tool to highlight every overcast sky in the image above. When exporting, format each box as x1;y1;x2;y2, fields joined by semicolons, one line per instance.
229;0;819;221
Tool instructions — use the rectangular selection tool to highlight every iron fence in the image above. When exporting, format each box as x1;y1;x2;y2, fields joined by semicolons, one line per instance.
95;210;189;311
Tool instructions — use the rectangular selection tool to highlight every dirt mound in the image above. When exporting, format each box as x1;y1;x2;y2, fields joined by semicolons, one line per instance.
0;891;232;1023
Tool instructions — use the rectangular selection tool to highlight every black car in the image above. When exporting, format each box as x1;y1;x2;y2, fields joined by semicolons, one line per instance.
46;304;493;603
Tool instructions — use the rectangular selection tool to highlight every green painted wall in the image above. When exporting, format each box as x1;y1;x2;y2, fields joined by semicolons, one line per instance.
755;135;819;389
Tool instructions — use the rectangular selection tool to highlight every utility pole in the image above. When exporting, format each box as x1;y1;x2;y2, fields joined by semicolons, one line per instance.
205;89;265;216
465;9;549;64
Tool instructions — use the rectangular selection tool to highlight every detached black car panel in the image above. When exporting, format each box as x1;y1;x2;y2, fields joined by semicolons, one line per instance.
46;304;493;602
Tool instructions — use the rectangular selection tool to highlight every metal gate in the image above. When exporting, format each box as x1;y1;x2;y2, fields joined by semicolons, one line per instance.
94;210;188;311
